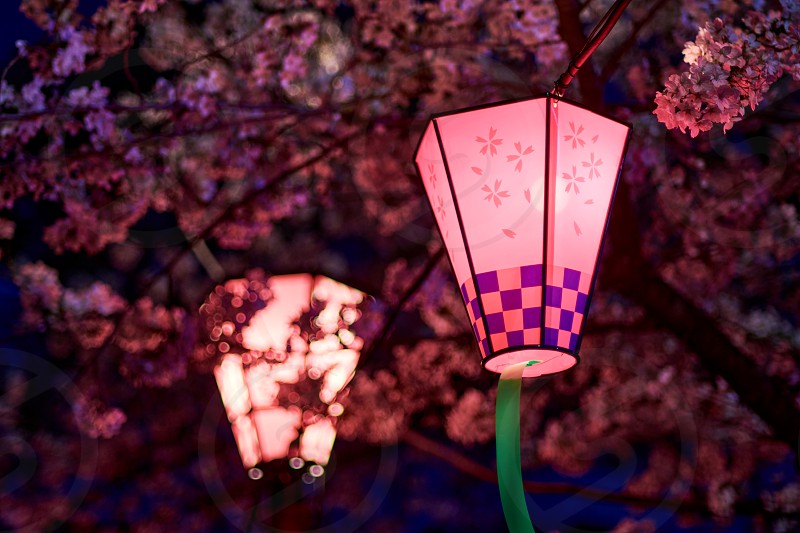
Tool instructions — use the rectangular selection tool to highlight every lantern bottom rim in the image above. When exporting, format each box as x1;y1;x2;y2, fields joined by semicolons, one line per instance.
483;347;579;378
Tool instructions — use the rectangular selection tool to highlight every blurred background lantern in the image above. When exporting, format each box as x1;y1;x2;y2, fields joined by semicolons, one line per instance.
414;95;630;378
199;271;366;479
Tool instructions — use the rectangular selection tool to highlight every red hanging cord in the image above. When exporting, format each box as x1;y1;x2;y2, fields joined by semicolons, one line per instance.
552;0;634;97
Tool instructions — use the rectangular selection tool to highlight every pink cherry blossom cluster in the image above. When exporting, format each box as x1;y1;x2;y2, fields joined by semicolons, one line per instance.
13;261;63;328
654;3;800;136
116;297;192;388
74;395;128;439
12;261;190;389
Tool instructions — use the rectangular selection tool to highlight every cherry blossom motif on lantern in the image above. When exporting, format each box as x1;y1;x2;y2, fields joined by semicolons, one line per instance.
563;121;586;149
427;162;437;188
435;195;447;222
475;127;503;156
562;165;585;194
506;142;534;172
482;179;511;207
582;152;602;180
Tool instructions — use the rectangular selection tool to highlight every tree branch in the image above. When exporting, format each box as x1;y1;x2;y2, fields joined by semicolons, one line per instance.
615;271;800;449
138;130;365;293
600;0;671;82
362;247;445;361
402;429;793;518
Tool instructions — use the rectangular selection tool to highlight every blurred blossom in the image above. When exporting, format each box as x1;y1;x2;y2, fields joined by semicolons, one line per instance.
62;282;125;317
117;297;191;388
52;28;92;77
610;518;657;533
65;81;109;108
13;261;64;326
21;75;46;111
74;397;127;439
445;389;495;445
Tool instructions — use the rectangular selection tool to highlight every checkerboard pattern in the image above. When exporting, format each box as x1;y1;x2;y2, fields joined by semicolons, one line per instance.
460;277;489;357
460;264;591;355
543;265;592;351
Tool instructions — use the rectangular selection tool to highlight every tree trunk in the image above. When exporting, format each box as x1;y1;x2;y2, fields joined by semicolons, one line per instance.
554;0;800;451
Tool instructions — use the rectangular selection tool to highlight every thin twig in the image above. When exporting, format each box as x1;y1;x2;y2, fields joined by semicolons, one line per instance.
137;130;364;295
362;247;445;361
123;48;141;95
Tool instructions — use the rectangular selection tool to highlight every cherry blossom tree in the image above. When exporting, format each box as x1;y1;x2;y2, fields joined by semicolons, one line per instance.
1;0;799;531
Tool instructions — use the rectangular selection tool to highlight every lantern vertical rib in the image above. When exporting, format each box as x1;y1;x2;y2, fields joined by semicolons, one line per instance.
573;126;632;354
433;119;496;355
541;95;552;349
412;149;476;358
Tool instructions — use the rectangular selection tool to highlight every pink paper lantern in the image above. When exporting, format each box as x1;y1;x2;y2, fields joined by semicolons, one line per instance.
414;95;630;378
201;273;366;472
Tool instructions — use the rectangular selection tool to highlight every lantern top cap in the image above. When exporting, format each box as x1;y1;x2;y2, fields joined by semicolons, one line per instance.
413;93;631;161
423;92;631;125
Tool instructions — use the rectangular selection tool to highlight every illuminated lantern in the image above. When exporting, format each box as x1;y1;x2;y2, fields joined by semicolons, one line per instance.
415;94;630;531
414;95;630;377
200;272;366;478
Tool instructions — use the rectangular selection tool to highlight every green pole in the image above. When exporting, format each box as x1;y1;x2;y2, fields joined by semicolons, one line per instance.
496;361;539;533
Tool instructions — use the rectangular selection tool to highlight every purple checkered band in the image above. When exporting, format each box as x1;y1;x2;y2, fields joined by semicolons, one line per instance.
460;278;489;357
460;264;591;355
